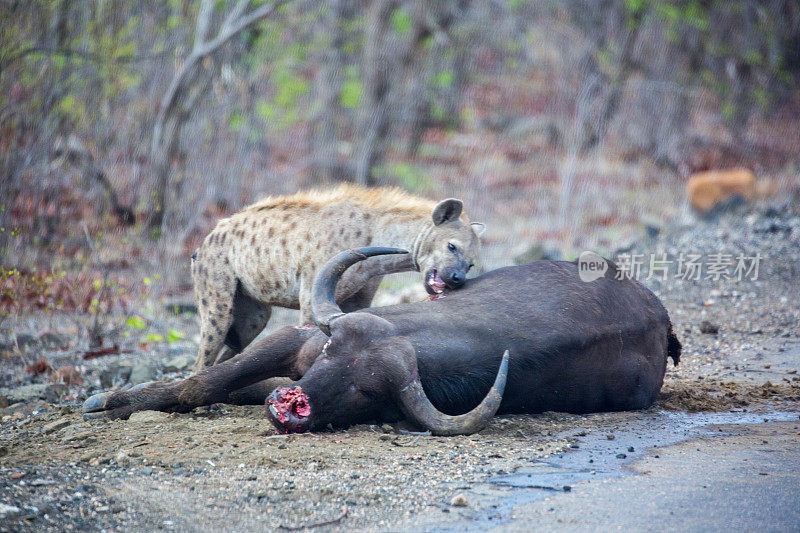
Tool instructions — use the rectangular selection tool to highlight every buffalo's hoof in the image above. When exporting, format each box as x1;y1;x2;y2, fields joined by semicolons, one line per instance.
82;392;109;416
82;381;153;420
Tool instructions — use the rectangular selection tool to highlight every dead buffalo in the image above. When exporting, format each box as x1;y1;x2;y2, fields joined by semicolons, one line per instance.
83;247;681;435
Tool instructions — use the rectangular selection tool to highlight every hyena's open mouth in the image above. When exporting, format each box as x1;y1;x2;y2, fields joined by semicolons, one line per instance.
425;269;446;295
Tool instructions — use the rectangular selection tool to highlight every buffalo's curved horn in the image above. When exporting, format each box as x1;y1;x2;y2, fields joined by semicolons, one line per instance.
312;247;408;336
397;350;509;436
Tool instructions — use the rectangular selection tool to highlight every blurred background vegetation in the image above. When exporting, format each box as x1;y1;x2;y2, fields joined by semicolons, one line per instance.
1;0;799;315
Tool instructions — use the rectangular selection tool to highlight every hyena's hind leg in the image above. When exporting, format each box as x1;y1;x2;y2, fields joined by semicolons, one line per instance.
192;257;236;372
214;284;272;365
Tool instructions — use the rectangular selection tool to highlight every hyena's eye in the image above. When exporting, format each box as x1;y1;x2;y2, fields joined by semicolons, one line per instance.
448;243;456;252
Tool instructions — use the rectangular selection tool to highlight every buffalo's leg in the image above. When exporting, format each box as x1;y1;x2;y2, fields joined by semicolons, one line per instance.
83;326;315;420
227;378;293;405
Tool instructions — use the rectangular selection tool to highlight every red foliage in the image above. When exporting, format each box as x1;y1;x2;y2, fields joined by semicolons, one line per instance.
25;358;52;376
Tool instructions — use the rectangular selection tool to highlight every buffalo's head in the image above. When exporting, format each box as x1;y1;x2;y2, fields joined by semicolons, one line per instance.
265;247;508;436
417;199;484;295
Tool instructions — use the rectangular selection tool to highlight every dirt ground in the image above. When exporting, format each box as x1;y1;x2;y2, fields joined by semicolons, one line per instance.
0;383;798;532
1;200;799;531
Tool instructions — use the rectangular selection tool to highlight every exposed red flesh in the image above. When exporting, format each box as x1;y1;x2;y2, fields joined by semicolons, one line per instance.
267;386;311;424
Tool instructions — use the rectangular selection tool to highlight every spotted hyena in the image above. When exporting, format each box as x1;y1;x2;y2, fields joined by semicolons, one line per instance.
191;184;484;371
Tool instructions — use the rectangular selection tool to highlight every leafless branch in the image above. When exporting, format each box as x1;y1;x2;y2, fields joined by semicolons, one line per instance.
153;0;287;152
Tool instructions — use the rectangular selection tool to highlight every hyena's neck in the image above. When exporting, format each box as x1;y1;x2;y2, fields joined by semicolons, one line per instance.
369;212;431;272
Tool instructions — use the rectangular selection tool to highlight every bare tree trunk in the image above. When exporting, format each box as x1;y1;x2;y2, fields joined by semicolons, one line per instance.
354;0;395;186
403;1;464;156
355;0;432;185
309;0;347;182
581;9;643;151
146;0;286;235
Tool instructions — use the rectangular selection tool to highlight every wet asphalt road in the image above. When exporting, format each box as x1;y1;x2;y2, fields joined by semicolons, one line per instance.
500;420;800;532
407;413;800;532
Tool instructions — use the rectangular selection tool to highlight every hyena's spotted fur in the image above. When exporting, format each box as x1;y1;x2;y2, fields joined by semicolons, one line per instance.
191;184;483;371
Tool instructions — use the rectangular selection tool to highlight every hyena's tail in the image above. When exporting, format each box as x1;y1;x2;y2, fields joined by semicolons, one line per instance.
667;322;682;367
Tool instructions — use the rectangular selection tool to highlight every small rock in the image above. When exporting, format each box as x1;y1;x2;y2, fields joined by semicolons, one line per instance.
128;410;169;423
606;434;615;441
616;453;627;459
700;321;719;335
0;503;21;516
163;354;195;373
0;384;49;404
39;332;68;349
141;467;154;476
44;383;69;403
5;400;46;418
43;418;71;434
130;361;158;385
99;364;133;389
9;472;25;479
563;485;572;492
15;333;39;350
627;446;635;453
450;494;469;507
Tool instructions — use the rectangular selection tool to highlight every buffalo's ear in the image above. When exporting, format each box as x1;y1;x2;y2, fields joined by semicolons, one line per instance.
432;198;463;226
470;222;486;237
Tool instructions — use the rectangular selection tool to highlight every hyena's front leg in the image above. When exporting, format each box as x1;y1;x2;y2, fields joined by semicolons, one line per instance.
84;326;316;420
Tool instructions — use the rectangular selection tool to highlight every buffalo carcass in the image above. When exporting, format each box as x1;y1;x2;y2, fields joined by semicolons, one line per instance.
83;247;681;435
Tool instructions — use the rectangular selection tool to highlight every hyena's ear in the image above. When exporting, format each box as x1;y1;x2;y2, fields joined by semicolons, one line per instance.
432;198;463;226
470;222;486;237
